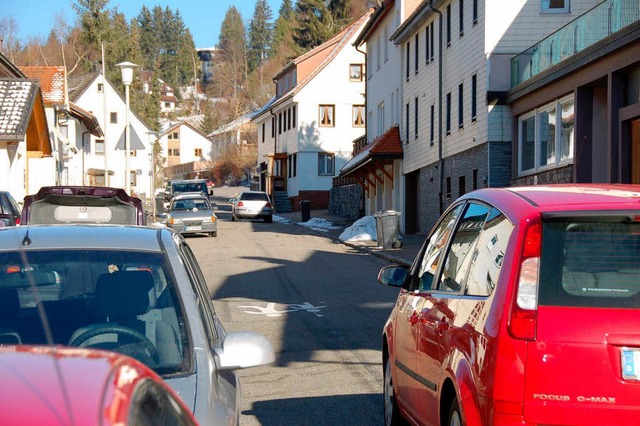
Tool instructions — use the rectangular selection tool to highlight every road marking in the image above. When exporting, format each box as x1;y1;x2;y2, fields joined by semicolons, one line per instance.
238;302;327;317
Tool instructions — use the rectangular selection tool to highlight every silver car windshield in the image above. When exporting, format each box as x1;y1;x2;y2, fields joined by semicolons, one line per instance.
0;249;188;376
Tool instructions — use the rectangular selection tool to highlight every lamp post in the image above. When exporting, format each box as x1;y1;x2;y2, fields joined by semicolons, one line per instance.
116;61;138;193
146;131;158;222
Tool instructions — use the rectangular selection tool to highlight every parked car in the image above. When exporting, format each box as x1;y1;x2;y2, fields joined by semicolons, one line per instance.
163;179;209;207
0;190;21;226
166;192;217;237
21;186;145;225
229;191;273;223
0;345;198;425
378;184;640;426
0;225;274;424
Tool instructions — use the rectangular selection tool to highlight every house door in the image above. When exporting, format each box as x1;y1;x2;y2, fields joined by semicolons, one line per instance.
405;170;419;234
632;119;640;184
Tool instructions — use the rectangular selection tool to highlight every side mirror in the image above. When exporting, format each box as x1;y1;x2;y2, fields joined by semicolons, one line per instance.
378;265;409;287
215;331;275;371
228;198;237;203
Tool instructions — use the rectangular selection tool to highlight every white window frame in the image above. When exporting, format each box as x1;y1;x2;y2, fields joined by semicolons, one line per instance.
377;102;385;136
518;95;575;175
541;0;569;14
318;153;335;176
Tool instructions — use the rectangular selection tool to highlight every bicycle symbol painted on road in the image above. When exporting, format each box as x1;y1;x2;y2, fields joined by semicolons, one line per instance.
238;302;327;317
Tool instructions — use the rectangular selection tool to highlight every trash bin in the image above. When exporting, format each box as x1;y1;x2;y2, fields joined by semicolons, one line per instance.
374;210;403;249
300;200;311;222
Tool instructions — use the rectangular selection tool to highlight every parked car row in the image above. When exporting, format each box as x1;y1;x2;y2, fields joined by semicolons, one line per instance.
0;185;276;425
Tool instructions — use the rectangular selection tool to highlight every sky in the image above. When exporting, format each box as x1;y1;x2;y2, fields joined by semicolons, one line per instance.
2;0;283;48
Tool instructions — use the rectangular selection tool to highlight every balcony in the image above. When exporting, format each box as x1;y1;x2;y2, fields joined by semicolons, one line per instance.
511;0;640;87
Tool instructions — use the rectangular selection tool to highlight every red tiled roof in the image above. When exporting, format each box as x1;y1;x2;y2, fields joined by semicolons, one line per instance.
21;66;66;105
340;126;403;176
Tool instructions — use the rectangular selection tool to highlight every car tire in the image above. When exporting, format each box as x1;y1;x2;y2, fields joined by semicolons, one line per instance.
209;231;217;238
447;397;462;426
231;214;237;222
264;215;273;223
384;356;404;426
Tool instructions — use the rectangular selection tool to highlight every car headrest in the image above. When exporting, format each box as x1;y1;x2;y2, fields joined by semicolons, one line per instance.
0;288;19;318
95;271;154;318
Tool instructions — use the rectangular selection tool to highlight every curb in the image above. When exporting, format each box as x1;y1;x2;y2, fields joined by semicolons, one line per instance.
289;221;413;268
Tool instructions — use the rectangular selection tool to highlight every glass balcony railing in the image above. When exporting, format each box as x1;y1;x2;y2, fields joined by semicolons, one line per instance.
511;0;640;87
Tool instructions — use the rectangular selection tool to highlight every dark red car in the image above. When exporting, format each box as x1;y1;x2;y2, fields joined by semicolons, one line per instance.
21;186;146;225
379;184;640;426
0;345;197;425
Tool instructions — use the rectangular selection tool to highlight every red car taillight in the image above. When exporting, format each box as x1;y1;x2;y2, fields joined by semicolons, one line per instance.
508;218;541;341
265;202;272;208
237;201;244;207
15;217;20;226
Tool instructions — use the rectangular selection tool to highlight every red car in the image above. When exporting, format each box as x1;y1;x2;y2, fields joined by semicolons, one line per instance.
0;345;197;425
378;184;640;426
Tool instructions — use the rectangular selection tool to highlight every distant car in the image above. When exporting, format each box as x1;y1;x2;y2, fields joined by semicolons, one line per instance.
0;225;275;424
21;186;145;225
166;192;217;237
230;191;273;223
163;179;209;207
0;190;21;226
378;184;640;426
0;345;198;425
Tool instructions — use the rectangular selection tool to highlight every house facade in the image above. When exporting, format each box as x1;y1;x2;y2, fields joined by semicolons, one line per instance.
161;120;215;180
67;72;154;199
508;0;640;187
0;53;53;202
252;10;373;212
390;0;601;233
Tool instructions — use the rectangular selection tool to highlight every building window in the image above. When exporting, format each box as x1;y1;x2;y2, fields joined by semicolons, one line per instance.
446;92;451;135
262;122;265;143
473;169;478;189
195;148;202;157
446;4;451;46
518;96;575;175
405;103;410;143
95;139;105;156
430;104;435;145
288;153;297;177
471;74;477;122
288;108;292;129
458;83;464;129
172;131;179;139
130;150;137;157
377;102;385;135
349;64;363;81
414;33;419;74
541;0;569;14
460;0;465;37
376;36;381;70
110;112;117;124
293;105;297;129
271;116;276;137
97;83;103;93
459;175;466;197
164;102;171;108
130;171;137;186
405;41;410;80
384;26;389;61
414;97;419;139
425;26;430;64
353;105;365;127
169;148;180;156
319;105;335;127
318;153;335;176
473;0;478;25
279;112;282;134
430;23;435;62
446;176;452;200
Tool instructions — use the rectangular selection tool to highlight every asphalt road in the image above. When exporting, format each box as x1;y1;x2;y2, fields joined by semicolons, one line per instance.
186;187;402;425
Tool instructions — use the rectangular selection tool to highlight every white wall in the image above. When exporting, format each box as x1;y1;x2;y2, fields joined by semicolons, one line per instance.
0;142;27;203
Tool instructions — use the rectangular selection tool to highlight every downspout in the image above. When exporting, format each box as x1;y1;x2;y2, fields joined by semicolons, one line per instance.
269;106;277;199
429;0;444;214
354;42;367;217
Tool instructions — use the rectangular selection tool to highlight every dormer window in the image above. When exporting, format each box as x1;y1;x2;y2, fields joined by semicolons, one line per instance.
541;0;569;13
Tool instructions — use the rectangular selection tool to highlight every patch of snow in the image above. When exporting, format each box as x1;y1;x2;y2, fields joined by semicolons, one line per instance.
339;216;376;242
297;217;341;233
273;215;293;224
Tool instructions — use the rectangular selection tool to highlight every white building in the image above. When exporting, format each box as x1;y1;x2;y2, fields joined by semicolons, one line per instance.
251;10;373;212
67;72;154;199
160;120;214;174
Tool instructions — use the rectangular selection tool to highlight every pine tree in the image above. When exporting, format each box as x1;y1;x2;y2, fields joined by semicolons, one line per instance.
247;0;273;73
293;0;334;51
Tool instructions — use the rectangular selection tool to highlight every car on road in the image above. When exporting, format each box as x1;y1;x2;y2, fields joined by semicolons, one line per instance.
163;179;209;207
230;190;273;223
0;190;21;226
166;192;217;237
0;345;198;425
378;184;640;426
21;186;146;225
0;224;274;424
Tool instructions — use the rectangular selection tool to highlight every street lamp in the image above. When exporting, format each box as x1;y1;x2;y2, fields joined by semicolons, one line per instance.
116;61;138;193
147;131;159;222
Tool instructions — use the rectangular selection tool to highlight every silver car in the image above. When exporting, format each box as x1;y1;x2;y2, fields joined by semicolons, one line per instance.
166;193;217;237
230;191;273;223
0;225;274;424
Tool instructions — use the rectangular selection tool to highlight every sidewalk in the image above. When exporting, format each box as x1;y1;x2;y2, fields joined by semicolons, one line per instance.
276;209;424;267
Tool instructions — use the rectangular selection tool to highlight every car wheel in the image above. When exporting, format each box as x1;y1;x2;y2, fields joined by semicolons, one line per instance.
264;215;273;223
232;214;237;222
392;241;403;249
210;231;217;237
384;356;403;426
447;397;462;426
